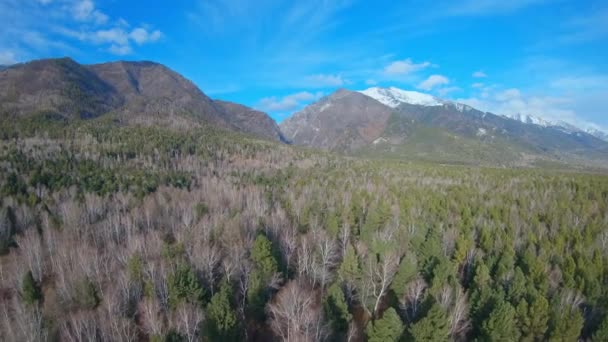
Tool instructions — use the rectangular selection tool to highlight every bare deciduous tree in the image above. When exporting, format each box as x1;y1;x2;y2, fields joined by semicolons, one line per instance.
449;287;470;339
400;276;427;322
267;280;327;342
1;297;47;342
312;232;338;291
139;297;166;338
297;236;314;281
359;227;402;318
169;303;204;342
15;229;45;282
61;311;100;342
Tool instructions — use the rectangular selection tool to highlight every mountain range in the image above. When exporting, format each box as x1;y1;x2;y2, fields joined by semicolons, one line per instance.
1;58;607;168
0;57;283;141
281;87;608;167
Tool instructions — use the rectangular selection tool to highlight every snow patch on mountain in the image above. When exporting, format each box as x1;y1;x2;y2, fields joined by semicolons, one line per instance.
586;128;608;142
502;113;550;127
358;86;608;142
359;87;443;107
505;114;608;141
373;137;388;145
452;103;473;113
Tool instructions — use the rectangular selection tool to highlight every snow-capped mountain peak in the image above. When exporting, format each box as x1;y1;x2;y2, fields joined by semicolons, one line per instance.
358;86;608;142
586;128;608;142
502;114;608;142
501;113;551;127
358;87;444;108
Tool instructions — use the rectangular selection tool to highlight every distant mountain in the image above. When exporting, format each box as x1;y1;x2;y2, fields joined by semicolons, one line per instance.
0;57;283;141
503;113;608;142
280;89;393;151
281;86;608;167
586;128;608;142
361;87;608;142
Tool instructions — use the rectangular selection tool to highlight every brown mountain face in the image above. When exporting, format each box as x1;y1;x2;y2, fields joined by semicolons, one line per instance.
279;89;393;151
87;61;230;129
0;57;283;141
213;100;286;142
0;57;121;119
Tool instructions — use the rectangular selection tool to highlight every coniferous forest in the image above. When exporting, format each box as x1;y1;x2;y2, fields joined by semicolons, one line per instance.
1;118;608;342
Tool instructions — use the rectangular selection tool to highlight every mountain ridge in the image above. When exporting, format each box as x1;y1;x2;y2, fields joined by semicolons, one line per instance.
280;87;608;167
2;58;607;167
358;86;608;141
0;57;283;141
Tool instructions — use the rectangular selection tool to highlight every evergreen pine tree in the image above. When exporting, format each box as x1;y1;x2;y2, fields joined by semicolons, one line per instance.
248;234;279;314
75;277;100;309
480;300;520;342
592;316;608;341
366;308;404;342
409;304;449;342
548;308;583;342
507;267;527;303
21;271;42;305
207;280;238;340
338;243;361;284
391;253;417;299
324;282;352;337
516;295;549;342
168;263;204;308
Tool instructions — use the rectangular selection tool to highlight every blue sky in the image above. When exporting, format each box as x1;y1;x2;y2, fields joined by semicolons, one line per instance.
1;0;607;130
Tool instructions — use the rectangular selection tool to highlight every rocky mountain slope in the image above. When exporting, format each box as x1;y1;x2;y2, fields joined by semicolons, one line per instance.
280;87;608;167
0;58;283;141
280;89;393;151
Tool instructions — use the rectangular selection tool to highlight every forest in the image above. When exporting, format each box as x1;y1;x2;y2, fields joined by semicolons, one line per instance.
1;116;608;341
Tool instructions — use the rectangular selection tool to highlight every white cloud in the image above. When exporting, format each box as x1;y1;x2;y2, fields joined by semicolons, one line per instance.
73;0;93;19
108;44;132;56
130;28;162;45
17;1;165;56
257;91;324;112
457;97;486;110
438;86;461;96
73;0;108;25
303;74;346;87
57;25;163;55
472;82;484;88
384;58;431;75
495;88;521;101
473;71;487;78
0;0;164;65
365;79;378;85
92;28;129;45
417;74;449;90
0;50;17;65
550;75;608;90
